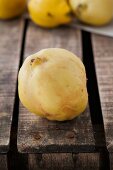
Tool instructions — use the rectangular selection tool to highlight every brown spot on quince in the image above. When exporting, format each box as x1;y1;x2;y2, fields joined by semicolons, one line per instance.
30;57;47;67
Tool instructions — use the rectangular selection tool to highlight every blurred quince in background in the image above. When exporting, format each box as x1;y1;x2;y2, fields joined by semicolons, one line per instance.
69;0;113;26
28;0;72;28
0;0;27;19
0;0;113;28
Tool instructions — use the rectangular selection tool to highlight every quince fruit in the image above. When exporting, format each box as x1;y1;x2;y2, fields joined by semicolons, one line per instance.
69;0;113;26
0;0;26;19
28;0;72;28
18;48;88;121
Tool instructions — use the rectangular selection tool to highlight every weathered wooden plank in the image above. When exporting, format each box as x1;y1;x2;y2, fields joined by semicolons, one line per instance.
73;153;100;170
7;152;107;170
28;153;105;170
17;22;95;153
92;35;113;153
75;152;110;170
29;154;74;170
0;155;7;170
0;19;24;153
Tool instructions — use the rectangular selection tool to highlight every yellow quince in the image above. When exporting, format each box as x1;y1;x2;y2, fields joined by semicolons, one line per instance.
0;0;26;19
28;0;72;28
69;0;113;26
18;48;88;121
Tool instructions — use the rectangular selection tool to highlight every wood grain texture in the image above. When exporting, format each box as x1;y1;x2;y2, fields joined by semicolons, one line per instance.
28;153;104;170
92;35;113;153
0;155;7;170
17;22;95;153
73;153;100;170
0;19;24;153
28;153;102;170
29;154;74;170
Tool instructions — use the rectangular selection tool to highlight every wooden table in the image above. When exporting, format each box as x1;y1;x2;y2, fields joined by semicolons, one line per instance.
0;17;113;170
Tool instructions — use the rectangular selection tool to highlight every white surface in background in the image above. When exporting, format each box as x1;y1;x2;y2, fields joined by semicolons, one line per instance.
71;20;113;37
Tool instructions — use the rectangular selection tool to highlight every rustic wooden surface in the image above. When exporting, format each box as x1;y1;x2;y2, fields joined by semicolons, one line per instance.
0;18;113;169
17;22;95;153
73;153;101;170
28;154;74;170
28;153;102;170
92;35;113;153
0;19;24;153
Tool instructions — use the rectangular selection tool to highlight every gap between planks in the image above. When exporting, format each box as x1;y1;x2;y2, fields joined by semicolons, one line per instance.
92;33;113;153
82;31;107;149
7;19;29;170
0;18;24;153
0;17;29;170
